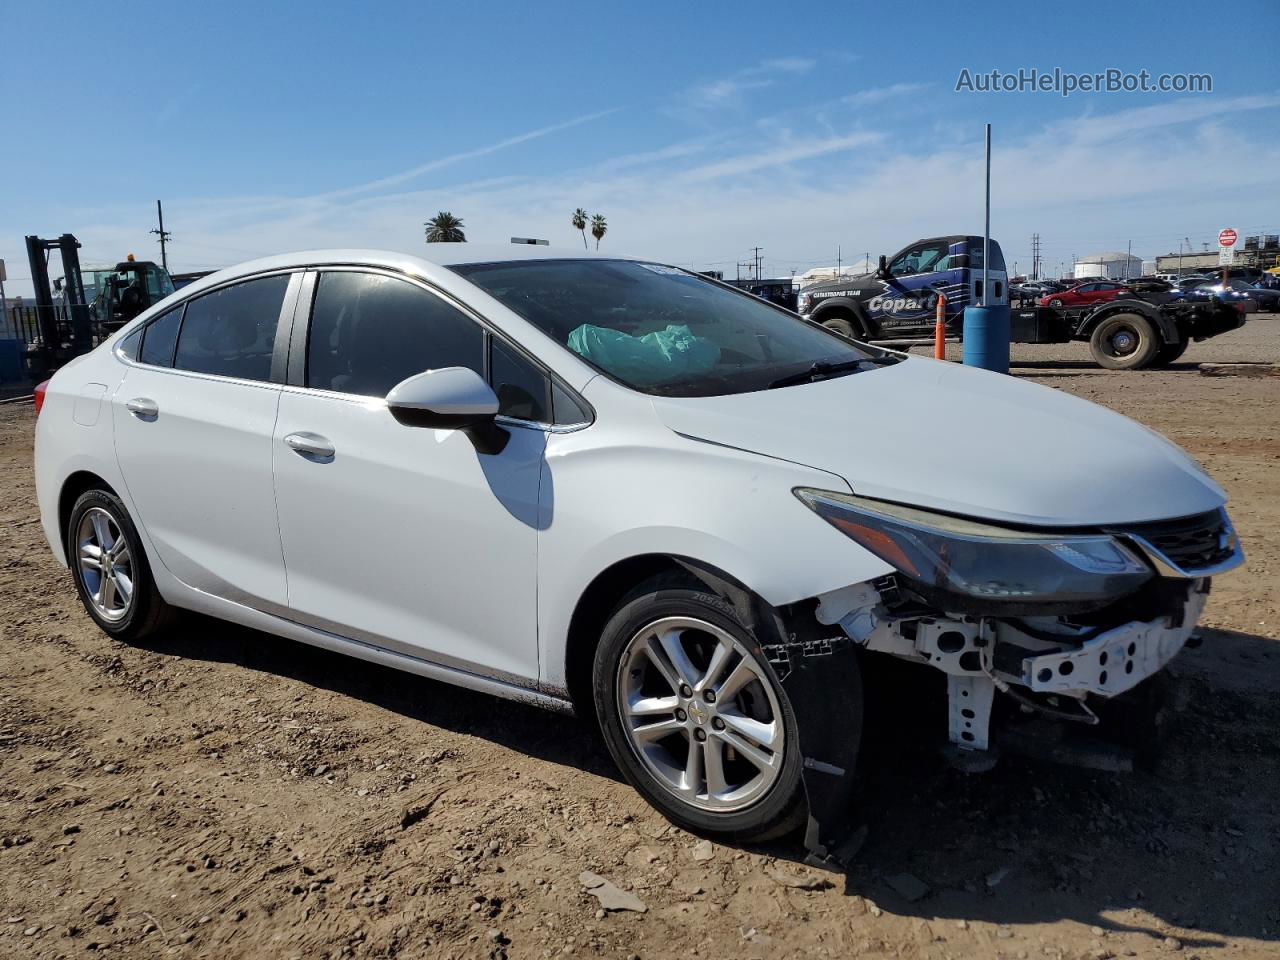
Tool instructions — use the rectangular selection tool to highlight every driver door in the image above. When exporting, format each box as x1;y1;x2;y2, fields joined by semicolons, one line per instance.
878;240;952;338
271;269;546;683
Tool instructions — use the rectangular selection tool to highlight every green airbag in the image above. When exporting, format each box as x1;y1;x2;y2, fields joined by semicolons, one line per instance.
567;323;721;385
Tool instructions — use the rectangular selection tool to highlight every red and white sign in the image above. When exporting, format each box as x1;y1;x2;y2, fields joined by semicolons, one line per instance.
1218;228;1237;248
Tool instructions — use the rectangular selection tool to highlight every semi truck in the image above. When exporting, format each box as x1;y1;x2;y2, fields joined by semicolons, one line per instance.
797;235;1249;370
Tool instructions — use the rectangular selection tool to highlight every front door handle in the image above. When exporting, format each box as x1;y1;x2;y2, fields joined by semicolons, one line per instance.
283;432;336;459
125;397;159;419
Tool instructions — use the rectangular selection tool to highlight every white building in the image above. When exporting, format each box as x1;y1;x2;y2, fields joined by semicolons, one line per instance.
1074;251;1144;280
795;258;874;287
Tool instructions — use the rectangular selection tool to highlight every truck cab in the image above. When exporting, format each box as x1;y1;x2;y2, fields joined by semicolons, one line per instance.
797;235;1008;341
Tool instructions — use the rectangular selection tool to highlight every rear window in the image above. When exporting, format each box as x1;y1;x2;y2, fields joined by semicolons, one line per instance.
968;241;1007;272
173;275;289;381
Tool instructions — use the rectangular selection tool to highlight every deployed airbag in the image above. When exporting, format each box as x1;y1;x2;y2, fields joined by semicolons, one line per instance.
567;323;720;385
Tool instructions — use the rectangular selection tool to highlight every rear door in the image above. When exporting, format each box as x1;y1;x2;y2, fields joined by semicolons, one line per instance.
1088;282;1122;303
113;272;299;609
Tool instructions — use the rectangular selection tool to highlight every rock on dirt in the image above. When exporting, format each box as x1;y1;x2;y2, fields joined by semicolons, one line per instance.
579;872;647;913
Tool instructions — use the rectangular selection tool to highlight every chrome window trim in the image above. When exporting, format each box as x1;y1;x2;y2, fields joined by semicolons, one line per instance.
274;381;591;435
114;267;301;386
291;263;595;429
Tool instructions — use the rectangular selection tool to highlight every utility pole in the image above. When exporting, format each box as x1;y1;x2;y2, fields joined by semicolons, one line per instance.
1030;232;1041;281
751;246;763;282
1126;239;1132;279
837;245;841;274
150;200;172;272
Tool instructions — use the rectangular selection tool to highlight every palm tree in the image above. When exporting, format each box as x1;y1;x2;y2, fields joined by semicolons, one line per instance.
425;212;466;243
590;214;607;251
571;208;588;249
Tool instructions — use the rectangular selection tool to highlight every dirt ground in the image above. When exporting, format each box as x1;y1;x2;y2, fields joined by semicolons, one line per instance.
3;318;1278;960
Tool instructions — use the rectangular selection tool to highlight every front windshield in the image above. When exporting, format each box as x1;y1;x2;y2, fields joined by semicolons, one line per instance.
452;259;878;397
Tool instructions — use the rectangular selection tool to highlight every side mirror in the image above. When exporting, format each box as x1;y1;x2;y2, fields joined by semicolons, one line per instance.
386;367;508;454
386;367;498;429
876;255;890;280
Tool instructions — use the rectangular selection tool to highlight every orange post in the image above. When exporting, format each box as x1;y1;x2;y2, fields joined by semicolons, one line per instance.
933;290;947;360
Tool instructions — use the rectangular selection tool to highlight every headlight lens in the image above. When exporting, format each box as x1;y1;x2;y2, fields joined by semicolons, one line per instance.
795;488;1153;604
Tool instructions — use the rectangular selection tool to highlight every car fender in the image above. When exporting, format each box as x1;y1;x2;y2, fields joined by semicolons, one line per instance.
811;299;873;338
534;410;894;692
34;350;128;566
33;349;186;610
1076;299;1180;344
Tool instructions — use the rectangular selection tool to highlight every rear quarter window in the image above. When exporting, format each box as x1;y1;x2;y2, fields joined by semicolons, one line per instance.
138;307;183;367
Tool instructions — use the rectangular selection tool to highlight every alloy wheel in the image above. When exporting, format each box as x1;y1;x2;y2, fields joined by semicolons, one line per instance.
77;507;134;622
616;616;785;813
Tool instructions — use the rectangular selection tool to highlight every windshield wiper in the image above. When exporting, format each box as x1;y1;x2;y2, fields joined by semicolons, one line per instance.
767;355;896;389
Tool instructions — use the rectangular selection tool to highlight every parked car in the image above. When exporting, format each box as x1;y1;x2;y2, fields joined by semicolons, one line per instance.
1038;281;1129;307
1174;276;1214;291
1017;280;1064;297
1190;279;1280;311
33;247;1243;857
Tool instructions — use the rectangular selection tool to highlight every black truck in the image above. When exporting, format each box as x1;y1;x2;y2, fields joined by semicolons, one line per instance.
797;235;1249;370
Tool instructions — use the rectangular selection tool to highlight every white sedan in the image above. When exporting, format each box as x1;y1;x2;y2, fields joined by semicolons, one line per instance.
34;246;1242;856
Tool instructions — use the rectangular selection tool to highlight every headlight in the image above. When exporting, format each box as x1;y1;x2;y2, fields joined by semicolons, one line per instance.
794;489;1153;605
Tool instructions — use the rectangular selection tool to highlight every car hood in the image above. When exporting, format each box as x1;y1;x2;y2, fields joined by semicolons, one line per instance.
650;358;1225;527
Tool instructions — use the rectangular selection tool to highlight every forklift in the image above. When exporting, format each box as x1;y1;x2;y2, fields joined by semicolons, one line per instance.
24;233;174;377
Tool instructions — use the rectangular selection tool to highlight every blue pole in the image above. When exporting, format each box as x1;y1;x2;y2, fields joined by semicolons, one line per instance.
963;123;1010;373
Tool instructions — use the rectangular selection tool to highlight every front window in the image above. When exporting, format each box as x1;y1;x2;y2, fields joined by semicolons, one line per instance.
451;259;877;398
889;242;951;277
306;271;483;397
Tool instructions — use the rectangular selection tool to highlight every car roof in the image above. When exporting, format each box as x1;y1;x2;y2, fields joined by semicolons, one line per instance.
165;245;642;302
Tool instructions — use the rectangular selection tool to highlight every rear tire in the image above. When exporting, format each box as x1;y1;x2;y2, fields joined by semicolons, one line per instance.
67;488;176;642
592;581;806;843
1151;340;1189;367
1088;313;1159;370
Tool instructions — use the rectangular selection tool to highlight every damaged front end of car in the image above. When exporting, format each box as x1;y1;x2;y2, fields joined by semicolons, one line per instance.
773;490;1243;866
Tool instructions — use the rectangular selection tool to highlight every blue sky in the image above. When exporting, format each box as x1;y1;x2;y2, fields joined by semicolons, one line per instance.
2;0;1278;293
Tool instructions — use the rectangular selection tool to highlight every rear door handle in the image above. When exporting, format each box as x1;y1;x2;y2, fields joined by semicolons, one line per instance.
284;432;335;459
125;397;159;419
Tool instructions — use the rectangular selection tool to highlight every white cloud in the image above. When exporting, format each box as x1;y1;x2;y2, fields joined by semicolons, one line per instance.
3;93;1277;293
680;57;816;111
842;82;931;106
313;108;621;200
1057;93;1280;143
677;132;881;183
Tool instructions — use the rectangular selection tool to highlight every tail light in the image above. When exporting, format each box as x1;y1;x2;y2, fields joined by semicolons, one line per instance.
34;379;50;416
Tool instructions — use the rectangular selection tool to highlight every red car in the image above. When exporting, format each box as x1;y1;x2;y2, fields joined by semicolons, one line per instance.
1038;281;1130;308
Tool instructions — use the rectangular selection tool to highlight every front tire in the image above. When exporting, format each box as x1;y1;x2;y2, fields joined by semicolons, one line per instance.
1088;313;1159;370
592;583;805;843
67;488;175;642
820;315;860;340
